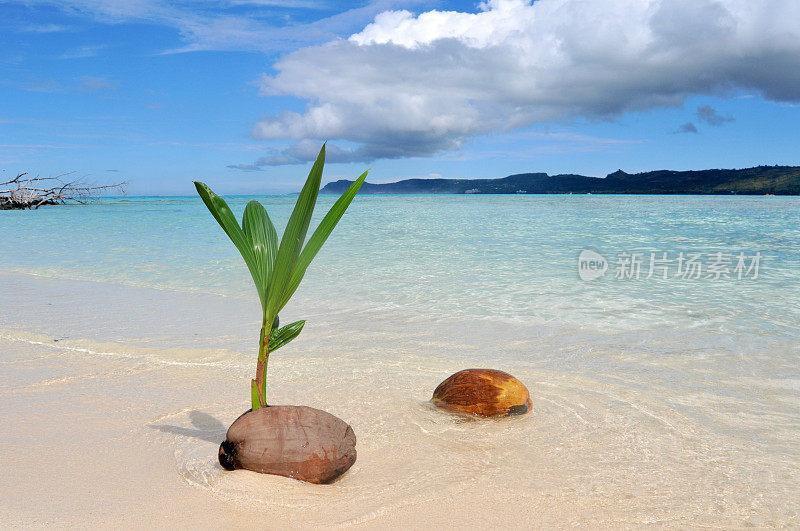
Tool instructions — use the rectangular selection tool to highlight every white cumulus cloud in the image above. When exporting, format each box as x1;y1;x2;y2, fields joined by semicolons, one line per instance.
250;0;800;164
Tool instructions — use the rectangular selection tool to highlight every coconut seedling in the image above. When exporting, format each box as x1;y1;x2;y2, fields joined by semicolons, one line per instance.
194;144;366;410
194;145;366;483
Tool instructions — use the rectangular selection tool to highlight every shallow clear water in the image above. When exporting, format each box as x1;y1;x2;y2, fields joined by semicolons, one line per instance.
2;194;799;525
3;194;799;335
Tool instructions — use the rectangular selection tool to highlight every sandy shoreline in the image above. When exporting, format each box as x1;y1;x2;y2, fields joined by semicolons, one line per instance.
1;272;798;528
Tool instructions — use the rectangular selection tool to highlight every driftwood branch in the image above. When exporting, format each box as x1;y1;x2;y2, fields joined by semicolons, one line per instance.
0;172;126;210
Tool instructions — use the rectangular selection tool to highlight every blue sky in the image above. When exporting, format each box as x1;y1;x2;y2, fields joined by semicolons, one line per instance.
2;0;799;194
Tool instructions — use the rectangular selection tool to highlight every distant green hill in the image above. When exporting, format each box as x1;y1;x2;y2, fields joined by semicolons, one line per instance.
320;165;800;195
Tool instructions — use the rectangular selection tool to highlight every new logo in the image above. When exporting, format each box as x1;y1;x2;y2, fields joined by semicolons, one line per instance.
578;249;607;281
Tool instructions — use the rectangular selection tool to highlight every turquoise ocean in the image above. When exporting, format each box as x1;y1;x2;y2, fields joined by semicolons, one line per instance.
3;193;799;417
3;194;798;336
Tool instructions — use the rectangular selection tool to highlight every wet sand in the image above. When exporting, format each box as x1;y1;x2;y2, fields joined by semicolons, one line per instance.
1;272;798;528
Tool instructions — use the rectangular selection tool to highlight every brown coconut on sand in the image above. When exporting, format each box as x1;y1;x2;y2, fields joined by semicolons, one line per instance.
432;368;533;418
218;406;357;484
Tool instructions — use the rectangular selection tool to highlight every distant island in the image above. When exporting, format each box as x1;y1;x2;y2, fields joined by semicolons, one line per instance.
321;165;800;195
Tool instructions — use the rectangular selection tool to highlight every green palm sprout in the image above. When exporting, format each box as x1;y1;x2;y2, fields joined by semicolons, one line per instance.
194;144;367;410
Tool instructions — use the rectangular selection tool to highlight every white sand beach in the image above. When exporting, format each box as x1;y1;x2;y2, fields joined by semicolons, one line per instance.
2;271;798;528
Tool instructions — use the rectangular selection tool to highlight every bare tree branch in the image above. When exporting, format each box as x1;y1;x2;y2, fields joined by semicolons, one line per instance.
1;173;126;210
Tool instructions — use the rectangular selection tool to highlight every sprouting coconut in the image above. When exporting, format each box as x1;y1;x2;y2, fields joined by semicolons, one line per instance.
218;406;356;484
194;144;366;483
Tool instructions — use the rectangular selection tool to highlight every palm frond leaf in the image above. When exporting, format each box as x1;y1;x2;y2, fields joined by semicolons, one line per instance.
194;181;262;296
268;320;305;352
265;144;326;321
241;200;278;310
279;170;368;309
